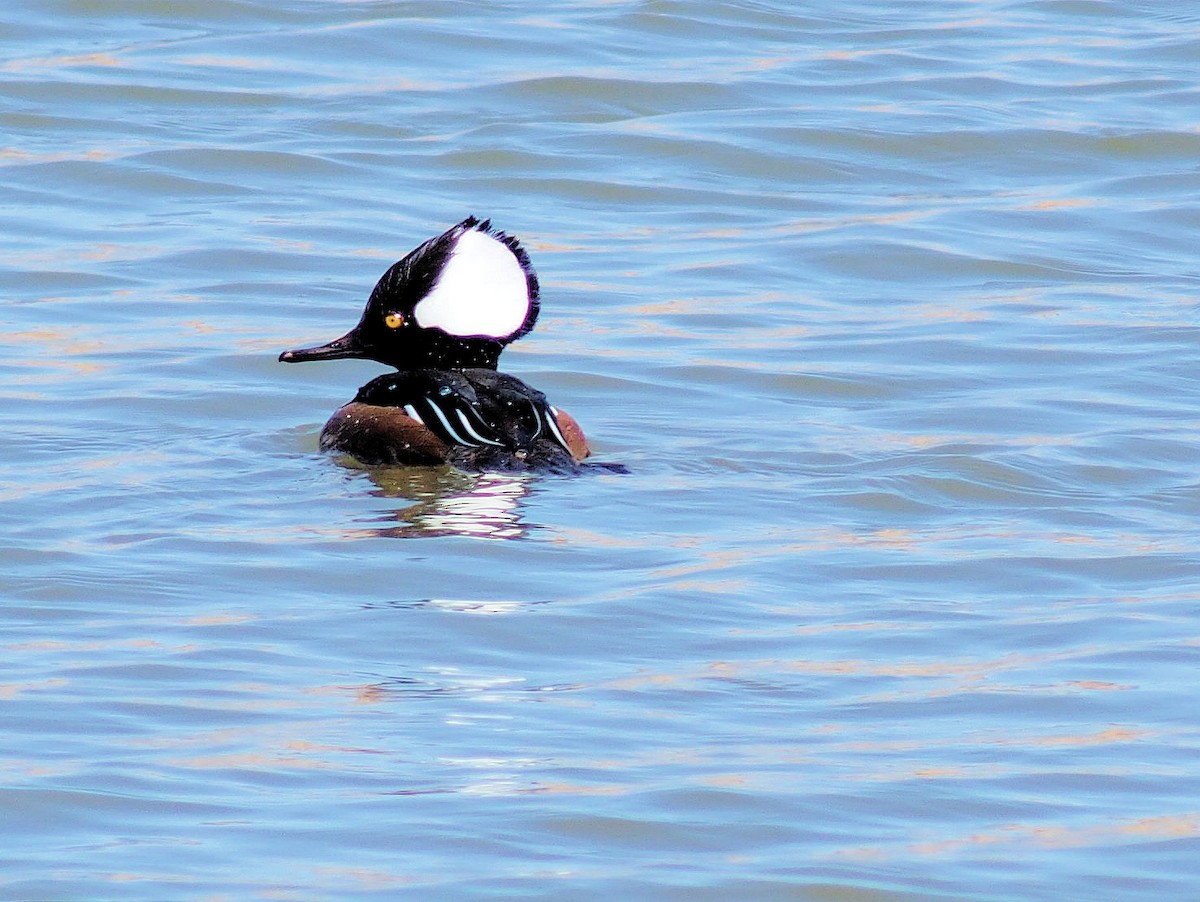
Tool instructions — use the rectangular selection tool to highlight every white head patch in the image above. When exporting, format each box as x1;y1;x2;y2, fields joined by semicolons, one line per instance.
413;229;531;339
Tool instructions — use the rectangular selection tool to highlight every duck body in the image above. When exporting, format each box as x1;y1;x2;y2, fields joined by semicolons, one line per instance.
280;217;604;473
319;369;590;471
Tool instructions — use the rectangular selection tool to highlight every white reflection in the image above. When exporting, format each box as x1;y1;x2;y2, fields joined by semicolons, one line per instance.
409;473;531;539
360;467;535;539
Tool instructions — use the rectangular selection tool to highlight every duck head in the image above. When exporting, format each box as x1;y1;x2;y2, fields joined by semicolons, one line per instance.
280;216;540;371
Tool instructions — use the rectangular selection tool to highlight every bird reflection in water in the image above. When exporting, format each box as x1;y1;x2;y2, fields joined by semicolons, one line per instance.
352;463;535;539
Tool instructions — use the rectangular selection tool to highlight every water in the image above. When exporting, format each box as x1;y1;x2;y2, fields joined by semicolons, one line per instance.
2;1;1199;898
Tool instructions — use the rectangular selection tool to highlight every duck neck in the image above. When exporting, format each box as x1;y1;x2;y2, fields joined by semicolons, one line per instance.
397;333;505;371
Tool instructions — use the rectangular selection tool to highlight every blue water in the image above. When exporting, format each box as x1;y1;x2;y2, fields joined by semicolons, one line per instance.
2;2;1199;899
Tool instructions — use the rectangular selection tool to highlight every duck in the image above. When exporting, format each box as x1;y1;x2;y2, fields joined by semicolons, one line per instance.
280;216;597;472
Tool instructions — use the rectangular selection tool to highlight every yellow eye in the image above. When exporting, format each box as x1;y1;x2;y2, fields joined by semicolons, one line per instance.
384;312;404;329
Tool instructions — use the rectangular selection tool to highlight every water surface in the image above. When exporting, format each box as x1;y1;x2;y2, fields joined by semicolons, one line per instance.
2;1;1199;899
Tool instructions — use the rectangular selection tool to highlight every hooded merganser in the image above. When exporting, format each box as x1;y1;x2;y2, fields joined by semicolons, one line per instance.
280;216;594;472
